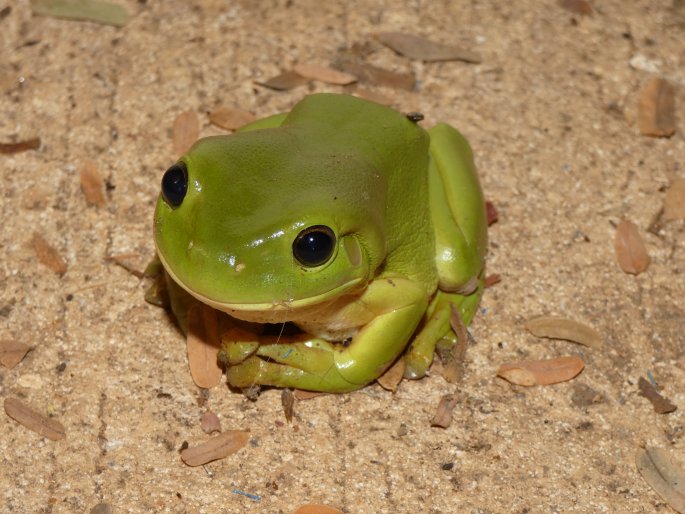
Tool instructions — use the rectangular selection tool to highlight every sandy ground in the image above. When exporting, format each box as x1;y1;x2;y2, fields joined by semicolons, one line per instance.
1;0;684;513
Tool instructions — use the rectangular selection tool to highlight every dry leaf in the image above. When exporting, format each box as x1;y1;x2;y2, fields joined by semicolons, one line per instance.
4;397;65;441
376;357;405;392
293;389;326;400
180;430;249;466
172;110;199;156
187;303;223;389
293;63;357;85
615;219;650;275
484;274;501;288
638;377;677;414
255;71;309;91
525;316;603;349
375;32;482;63
281;389;295;423
437;304;469;383
0;340;32;369
292;505;345;514
559;0;593;15
663;179;685;221
208;107;255;131
32;233;67;274
486;200;499;225
31;0;128;26
431;394;459;428
638;78;676;137
0;137;41;154
636;447;685;513
79;159;105;206
200;411;222;434
334;60;415;90
497;356;585;386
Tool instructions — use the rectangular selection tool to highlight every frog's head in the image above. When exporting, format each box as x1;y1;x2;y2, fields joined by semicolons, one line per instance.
154;128;386;313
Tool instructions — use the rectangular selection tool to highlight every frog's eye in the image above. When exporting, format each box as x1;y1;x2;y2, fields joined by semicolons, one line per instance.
161;162;188;207
292;226;336;267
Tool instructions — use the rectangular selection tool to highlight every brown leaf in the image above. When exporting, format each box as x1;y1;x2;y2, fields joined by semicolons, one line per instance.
636;447;685;512
255;70;309;91
79;159;105;206
638;78;676;137
663;178;685;221
0;137;41;154
334;60;415;90
484;273;501;288
187;303;223;389
293;389;326;400
200;411;222;434
437;304;469;383
281;388;295;423
0;340;32;369
4;397;65;441
376;357;405;392
106;253;145;279
497;356;585;386
615;219;650;275
638;377;677;414
172;110;199;156
293;63;357;85
375;32;482;63
431;394;459;428
292;505;345;514
485;200;499;225
559;0;593;15
525;316;603;349
180;430;249;466
32;233;67;274
208;107;256;131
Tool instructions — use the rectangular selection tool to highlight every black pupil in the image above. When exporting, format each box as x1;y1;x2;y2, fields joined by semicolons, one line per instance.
293;226;335;267
161;162;188;207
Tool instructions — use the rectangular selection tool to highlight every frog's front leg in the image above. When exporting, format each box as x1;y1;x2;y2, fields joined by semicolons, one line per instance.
221;277;428;393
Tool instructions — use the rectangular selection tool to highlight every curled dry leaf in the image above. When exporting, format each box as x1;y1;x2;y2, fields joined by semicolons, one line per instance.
293;389;326;400
638;78;676;137
32;233;67;275
497;356;585;386
79;159;105;206
4;397;65;441
431;394;459;428
292;505;345;514
0;137;41;154
525;316;603;349
0;339;32;369
636;447;685;513
376;357;405;392
663;178;685;221
638;377;677;414
375;32;482;63
293;63;357;85
208;107;255;131
200;411;222;434
180;429;249;466
281;388;295;423
615;219;650;275
187;303;223;389
559;0;593;15
255;71;309;91
172;110;199;157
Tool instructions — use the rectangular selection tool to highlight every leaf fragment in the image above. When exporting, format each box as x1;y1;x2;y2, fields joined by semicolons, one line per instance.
485;200;499;225
208;107;256;131
638;78;676;137
636;447;685;513
200;411;222;434
484;273;501;288
255;71;309;91
559;0;593;15
186;303;223;389
172;110;199;157
375;32;482;63
4;397;65;441
525;316;603;349
0;340;32;369
638;377;677;414
79;159;105;206
615;219;650;275
376;357;405;392
293;63;357;85
31;0;128;26
292;505;345;514
663;179;685;221
431;394;459;428
180;430;249;466
293;389;326;400
333;60;415;90
497;356;585;386
281;388;295;423
0;137;41;154
32;233;67;275
437;304;469;383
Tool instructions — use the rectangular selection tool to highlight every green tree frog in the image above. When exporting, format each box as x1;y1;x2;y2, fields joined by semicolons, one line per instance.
154;93;487;393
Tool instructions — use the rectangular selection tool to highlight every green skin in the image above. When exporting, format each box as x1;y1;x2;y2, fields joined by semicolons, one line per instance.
154;93;487;393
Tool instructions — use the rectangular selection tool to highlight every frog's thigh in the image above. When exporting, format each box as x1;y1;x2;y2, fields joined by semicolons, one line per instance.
428;123;487;292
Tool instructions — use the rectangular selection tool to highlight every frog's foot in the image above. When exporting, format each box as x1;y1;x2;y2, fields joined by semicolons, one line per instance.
225;341;360;393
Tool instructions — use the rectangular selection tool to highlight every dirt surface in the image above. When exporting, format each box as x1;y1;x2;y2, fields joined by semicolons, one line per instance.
1;1;684;513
